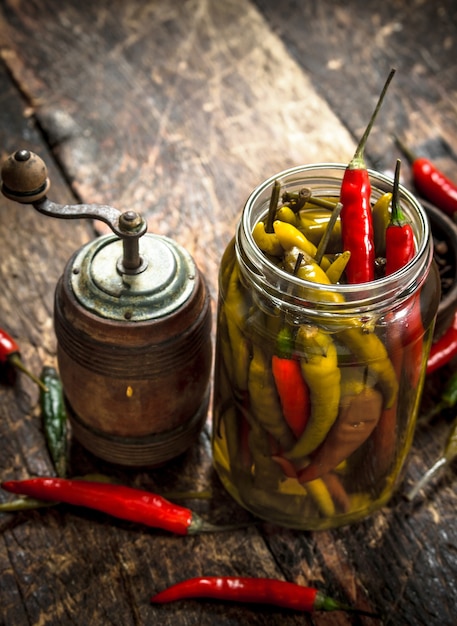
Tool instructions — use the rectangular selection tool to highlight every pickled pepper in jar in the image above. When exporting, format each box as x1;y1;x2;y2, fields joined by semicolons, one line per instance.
212;164;439;530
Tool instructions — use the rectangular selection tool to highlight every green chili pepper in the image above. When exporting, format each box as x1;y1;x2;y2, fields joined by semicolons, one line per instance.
40;366;67;477
223;264;251;391
286;325;341;460
406;416;457;501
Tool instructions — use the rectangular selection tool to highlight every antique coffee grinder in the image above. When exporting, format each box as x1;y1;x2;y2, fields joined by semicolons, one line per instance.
1;149;212;466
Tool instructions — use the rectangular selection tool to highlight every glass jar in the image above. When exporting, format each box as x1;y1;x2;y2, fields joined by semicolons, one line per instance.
212;164;440;530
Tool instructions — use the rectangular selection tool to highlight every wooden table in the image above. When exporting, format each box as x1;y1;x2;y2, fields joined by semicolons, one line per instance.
0;1;456;624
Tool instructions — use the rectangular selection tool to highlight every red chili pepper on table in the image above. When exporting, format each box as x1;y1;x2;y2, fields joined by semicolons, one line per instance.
395;136;457;218
0;328;47;391
271;327;309;439
0;478;245;535
150;576;380;617
427;310;457;374
340;68;396;284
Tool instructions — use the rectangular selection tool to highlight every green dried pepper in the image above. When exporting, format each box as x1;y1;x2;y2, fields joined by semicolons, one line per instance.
40;366;67;477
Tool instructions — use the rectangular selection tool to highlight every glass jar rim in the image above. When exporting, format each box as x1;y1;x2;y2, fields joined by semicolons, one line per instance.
236;163;432;315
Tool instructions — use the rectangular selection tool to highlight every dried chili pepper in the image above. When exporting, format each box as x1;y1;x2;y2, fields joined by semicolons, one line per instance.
40;366;67;477
340;68;396;283
0;478;247;535
150;576;379;616
271;327;310;439
395;136;457;217
385;160;415;274
427;311;457;374
407;416;457;501
0;328;47;391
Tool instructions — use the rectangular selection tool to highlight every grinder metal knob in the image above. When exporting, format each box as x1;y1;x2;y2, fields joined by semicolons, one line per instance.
1;149;50;203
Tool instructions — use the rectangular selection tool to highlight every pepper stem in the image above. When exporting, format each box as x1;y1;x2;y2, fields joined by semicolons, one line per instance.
314;591;381;617
188;513;257;534
349;68;396;169
390;159;407;226
406;457;447;501
8;353;48;392
265;180;281;233
314;201;343;264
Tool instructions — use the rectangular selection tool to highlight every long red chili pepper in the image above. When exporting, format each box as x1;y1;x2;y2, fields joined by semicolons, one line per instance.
150;576;379;616
271;327;309;438
0;478;243;535
386;159;424;387
427;311;457;374
0;328;47;391
395;137;457;217
385;160;415;274
340;68;396;284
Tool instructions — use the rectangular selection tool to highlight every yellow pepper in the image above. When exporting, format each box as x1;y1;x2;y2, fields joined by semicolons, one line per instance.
286;326;341;460
275;205;299;226
283;249;340;302
252;221;283;257
325;250;351;284
306;478;336;517
273;219;318;258
372;192;392;257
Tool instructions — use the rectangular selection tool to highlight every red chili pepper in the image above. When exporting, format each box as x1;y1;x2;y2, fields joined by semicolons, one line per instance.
427;311;457;374
271;327;309;438
150;576;379;616
385;160;415;274
386;160;423;386
395;137;457;217
340;69;396;284
0;328;47;391
0;478;242;535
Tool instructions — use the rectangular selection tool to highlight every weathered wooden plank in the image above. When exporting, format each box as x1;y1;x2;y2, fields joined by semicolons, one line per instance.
0;0;355;291
0;3;335;624
253;0;457;182
0;1;456;625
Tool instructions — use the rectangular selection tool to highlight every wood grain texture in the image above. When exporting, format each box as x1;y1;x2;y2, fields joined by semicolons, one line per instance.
0;1;456;625
0;0;355;288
